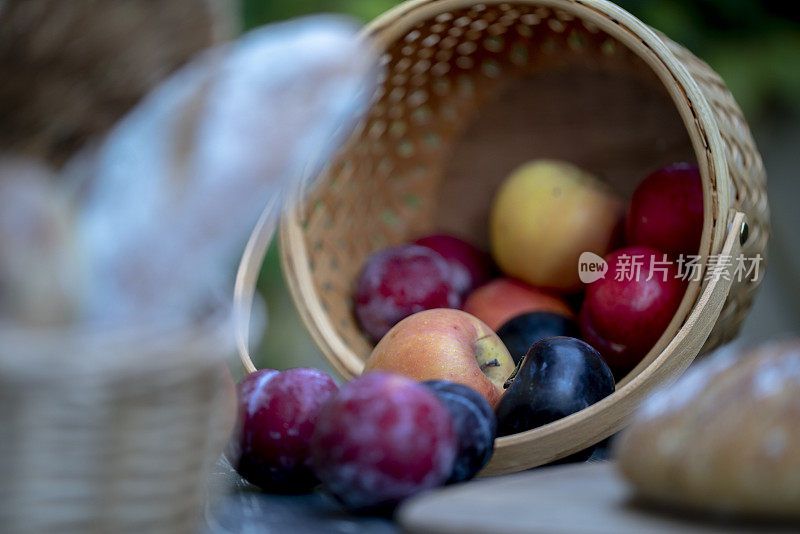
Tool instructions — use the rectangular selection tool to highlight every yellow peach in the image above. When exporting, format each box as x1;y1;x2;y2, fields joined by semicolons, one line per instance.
490;160;623;291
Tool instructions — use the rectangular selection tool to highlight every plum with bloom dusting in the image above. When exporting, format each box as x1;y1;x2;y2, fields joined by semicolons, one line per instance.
228;368;339;493
310;372;457;511
354;244;460;342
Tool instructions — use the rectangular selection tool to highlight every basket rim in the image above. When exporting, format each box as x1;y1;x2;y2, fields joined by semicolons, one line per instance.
238;0;741;472
277;0;732;378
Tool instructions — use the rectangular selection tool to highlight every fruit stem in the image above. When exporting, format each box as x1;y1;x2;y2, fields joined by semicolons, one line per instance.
480;358;500;371
503;359;524;389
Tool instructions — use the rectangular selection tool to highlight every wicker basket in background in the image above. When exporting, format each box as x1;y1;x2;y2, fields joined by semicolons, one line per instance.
0;315;235;534
237;0;769;474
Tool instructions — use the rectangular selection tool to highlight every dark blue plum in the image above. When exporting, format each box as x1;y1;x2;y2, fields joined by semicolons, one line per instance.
497;312;579;364
495;336;614;437
422;380;497;483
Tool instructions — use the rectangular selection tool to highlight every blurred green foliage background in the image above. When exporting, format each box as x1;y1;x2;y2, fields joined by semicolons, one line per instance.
243;0;800;375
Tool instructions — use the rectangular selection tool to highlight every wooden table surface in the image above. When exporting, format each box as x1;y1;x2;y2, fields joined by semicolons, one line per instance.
203;445;612;534
204;451;798;534
204;458;400;534
397;462;798;534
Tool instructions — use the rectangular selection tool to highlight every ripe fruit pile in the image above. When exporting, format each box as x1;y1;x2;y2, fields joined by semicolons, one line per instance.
355;159;701;433
229;369;496;511
227;159;704;511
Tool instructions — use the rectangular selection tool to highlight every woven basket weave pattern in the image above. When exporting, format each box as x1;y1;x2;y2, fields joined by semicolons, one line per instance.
661;40;769;350
0;327;232;534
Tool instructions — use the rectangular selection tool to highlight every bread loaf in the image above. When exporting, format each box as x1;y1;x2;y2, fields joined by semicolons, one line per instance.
615;340;800;519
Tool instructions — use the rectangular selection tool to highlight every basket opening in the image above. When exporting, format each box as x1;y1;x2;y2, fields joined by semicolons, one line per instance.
272;0;766;473
292;2;701;382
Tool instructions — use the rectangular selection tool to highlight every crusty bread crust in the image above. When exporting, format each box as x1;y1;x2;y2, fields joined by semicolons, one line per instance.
616;340;800;519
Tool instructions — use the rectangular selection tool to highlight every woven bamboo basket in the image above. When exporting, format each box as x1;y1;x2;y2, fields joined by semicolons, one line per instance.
236;0;768;475
0;313;235;534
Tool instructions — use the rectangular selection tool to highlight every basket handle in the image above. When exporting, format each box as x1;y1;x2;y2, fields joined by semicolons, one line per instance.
233;197;279;375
